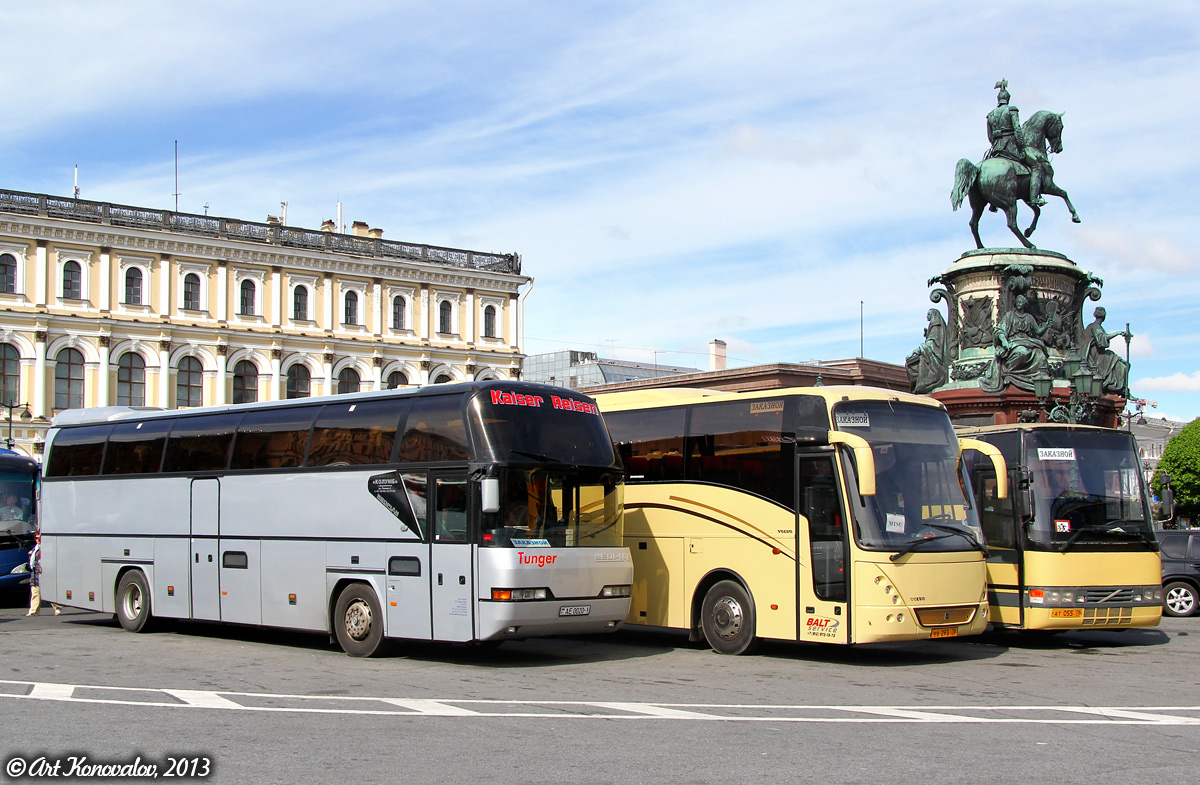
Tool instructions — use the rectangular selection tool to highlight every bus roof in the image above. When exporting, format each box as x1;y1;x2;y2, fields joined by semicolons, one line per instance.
48;380;592;429
593;385;945;413
955;422;1124;436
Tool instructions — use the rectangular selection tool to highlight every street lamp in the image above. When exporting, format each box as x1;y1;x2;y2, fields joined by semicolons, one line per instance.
4;401;31;450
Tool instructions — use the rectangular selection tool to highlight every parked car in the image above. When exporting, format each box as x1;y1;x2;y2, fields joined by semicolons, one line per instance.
1155;529;1200;617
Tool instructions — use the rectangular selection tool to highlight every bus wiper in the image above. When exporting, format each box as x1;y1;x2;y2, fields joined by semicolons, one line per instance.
1056;521;1147;553
921;522;988;558
890;532;962;562
509;450;565;465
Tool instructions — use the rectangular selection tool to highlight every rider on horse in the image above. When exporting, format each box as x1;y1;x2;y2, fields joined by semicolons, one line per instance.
984;79;1046;207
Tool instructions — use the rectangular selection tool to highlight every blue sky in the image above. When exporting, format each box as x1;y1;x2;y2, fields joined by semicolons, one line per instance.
2;1;1197;420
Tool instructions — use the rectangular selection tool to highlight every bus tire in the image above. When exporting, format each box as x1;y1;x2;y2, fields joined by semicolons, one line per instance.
1163;581;1199;617
700;580;758;655
334;584;386;657
115;570;154;633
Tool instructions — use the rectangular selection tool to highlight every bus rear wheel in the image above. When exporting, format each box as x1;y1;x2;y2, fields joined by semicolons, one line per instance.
334;584;386;657
116;571;153;633
1164;581;1199;617
700;580;758;655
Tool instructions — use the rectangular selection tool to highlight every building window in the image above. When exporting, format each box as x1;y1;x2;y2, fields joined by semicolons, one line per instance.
176;356;204;408
439;301;452;334
392;296;406;330
386;370;408;389
183;273;201;310
1;344;19;405
293;286;309;321
433;373;452;384
337;368;361;395
344;291;358;325
286;364;311;399
124;268;143;305
54;348;85;410
483;305;497;338
63;261;82;300
239;279;256;316
0;254;16;294
232;360;258;404
116;353;146;406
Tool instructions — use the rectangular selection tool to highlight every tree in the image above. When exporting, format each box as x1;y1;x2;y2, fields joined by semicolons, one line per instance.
1153;419;1200;524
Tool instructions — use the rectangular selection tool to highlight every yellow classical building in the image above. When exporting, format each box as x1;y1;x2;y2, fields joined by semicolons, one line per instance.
0;188;529;458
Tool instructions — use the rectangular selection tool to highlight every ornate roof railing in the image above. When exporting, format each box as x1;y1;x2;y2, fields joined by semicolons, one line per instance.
0;188;521;274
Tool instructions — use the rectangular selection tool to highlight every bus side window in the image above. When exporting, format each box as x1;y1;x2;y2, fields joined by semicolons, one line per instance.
800;457;845;602
401;473;429;540
973;468;1015;549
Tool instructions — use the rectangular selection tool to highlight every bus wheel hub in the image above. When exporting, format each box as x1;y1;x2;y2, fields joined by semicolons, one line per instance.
712;597;743;640
345;600;372;640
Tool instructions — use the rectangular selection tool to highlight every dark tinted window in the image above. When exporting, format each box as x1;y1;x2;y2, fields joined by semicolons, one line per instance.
230;406;317;470
46;425;112;477
470;389;616;468
1158;534;1188;560
307;400;404;467
103;419;171;475
163;414;241;472
687;398;795;508
606;407;686;482
398;396;470;463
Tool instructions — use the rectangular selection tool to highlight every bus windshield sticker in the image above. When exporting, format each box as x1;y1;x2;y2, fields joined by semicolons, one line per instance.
511;538;551;548
750;400;784;414
1037;448;1076;461
835;412;870;428
886;513;905;533
368;471;414;534
1055;519;1070;533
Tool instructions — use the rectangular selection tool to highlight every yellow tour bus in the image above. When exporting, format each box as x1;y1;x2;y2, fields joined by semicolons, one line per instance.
595;386;1006;654
958;423;1162;632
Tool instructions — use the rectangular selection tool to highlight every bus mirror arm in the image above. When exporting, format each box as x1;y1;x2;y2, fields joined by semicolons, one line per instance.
827;431;875;497
957;439;1008;500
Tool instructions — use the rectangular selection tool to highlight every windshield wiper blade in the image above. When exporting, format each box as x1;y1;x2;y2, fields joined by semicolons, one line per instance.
509;450;565;464
921;522;988;557
890;532;961;562
1059;520;1153;553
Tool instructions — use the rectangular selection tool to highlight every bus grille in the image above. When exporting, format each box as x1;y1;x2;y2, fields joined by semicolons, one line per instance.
915;606;977;627
1081;607;1133;626
1081;587;1135;604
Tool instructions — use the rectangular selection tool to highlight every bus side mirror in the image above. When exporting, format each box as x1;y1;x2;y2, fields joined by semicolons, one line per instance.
827;430;875;497
957;438;1007;499
480;477;500;514
1015;469;1035;523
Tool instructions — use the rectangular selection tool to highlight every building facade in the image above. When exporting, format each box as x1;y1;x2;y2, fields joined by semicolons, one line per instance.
0;188;529;458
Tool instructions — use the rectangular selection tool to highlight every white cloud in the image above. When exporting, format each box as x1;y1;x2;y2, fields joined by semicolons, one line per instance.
1133;371;1200;393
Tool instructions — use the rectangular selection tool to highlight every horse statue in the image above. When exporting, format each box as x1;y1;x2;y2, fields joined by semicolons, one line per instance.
951;110;1081;249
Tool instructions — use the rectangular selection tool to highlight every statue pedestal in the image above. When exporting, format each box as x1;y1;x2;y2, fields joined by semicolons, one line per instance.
910;248;1128;428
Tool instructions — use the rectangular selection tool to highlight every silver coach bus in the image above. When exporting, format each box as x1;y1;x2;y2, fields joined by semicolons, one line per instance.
40;382;631;656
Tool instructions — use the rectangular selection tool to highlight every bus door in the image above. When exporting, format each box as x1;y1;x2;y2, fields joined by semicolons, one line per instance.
189;478;221;621
429;471;475;642
797;454;850;644
969;461;1023;626
385;472;435;642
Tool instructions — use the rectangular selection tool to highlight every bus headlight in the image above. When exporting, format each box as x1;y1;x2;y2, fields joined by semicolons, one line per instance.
492;588;549;601
600;585;631;598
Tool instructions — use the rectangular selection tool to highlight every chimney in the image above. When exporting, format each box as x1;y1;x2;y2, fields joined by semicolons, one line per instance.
367;227;384;239
709;339;727;371
351;221;370;237
321;219;337;233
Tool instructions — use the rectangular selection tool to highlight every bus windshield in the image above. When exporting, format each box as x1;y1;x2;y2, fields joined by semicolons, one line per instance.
483;468;623;549
1025;429;1153;549
469;388;618;468
834;402;982;554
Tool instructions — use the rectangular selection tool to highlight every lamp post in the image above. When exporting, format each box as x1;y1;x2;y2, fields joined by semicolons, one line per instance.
4;401;31;451
1025;361;1104;425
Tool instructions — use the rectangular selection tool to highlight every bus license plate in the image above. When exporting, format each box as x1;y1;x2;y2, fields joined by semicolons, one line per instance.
1050;608;1083;618
559;605;591;617
930;627;958;639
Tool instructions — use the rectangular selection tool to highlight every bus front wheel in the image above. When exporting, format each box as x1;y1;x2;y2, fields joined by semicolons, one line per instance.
334;584;386;657
115;571;153;633
700;580;758;655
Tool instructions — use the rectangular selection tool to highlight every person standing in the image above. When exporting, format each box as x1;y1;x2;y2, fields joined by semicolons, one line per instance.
26;531;61;616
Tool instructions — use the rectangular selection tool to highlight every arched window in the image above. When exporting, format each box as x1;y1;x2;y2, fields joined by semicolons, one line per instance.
239;279;256;316
386;370;408;389
1;344;20;405
293;286;309;321
176;356;204;408
54;348;85;410
433;373;452;384
344;291;358;325
116;353;146;406
483;305;497;338
232;360;258;404
62;261;82;300
392;296;406;330
337;367;361;395
0;253;17;294
439;300;452;334
183;273;201;310
286;364;310;399
124;268;143;305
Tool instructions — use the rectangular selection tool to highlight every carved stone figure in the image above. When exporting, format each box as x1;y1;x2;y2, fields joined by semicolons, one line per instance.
906;308;948;395
980;294;1050;393
959;295;994;349
1041;298;1073;350
1083;307;1130;394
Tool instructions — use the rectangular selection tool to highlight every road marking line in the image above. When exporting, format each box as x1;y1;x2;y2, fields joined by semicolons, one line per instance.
1063;708;1200;725
161;690;244;709
848;708;981;722
591;702;718;719
27;682;75;700
381;699;480;715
